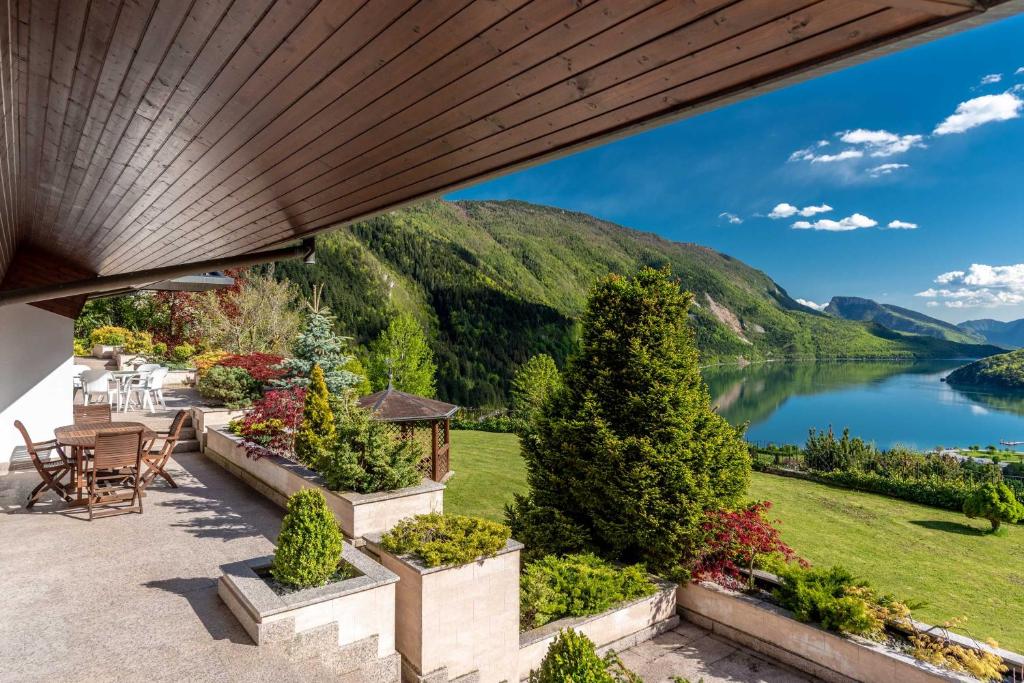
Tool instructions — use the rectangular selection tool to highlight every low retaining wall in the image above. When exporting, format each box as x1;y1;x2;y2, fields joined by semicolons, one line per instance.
219;543;400;681
366;536;523;683
191;406;247;447
678;582;980;683
204;427;443;540
518;580;679;679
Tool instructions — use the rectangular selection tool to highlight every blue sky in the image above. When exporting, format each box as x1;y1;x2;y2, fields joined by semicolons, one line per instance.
448;14;1024;324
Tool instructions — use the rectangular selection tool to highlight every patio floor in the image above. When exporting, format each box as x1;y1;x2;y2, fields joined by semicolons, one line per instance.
0;441;816;683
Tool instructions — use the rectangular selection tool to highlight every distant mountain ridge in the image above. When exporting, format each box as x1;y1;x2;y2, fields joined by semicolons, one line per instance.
268;200;1002;405
824;296;986;345
957;319;1024;349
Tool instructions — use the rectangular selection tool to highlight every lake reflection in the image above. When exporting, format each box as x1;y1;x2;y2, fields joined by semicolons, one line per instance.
702;360;1024;450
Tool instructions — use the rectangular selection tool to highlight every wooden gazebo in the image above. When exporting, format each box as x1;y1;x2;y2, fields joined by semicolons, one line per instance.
358;388;458;483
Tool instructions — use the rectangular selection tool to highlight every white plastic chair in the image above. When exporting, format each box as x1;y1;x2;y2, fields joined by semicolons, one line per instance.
81;369;119;409
121;364;163;411
126;367;169;413
71;364;90;395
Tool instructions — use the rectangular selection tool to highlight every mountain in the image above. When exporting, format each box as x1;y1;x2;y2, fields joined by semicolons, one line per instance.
957;319;1024;349
945;349;1024;390
267;199;1002;405
824;296;986;344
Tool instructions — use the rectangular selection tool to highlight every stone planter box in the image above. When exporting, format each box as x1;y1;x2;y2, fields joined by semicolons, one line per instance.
677;581;1001;683
164;368;195;387
191;406;247;445
518;579;679;678
365;535;523;683
92;343;121;358
205;427;444;540
219;542;400;680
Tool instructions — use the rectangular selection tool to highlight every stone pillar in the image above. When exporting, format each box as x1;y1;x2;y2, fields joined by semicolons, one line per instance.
0;304;74;473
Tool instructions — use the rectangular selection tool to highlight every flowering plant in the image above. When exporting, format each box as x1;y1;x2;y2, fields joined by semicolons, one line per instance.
691;501;806;590
218;352;286;382
229;387;305;459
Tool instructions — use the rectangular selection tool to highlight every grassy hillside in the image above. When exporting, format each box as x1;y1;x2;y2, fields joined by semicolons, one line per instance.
270;199;1000;405
946;348;1024;389
825;296;985;344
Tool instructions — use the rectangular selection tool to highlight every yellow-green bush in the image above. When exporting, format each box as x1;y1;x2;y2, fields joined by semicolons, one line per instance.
271;489;344;589
381;513;510;567
89;325;131;346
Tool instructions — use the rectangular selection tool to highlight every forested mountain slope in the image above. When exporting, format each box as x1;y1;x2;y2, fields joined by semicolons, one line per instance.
958;318;1024;349
270;200;1000;405
824;296;985;344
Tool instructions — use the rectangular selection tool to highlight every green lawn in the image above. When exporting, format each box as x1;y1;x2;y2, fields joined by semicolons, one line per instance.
445;430;1024;652
446;430;527;521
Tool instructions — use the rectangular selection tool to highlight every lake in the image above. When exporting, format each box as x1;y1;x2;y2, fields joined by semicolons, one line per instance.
702;359;1024;450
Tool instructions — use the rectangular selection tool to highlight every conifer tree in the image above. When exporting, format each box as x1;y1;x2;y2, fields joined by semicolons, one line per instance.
506;268;750;574
278;284;362;395
367;313;437;397
294;364;335;468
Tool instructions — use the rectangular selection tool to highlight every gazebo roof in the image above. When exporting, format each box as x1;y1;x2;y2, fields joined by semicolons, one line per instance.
358;387;459;423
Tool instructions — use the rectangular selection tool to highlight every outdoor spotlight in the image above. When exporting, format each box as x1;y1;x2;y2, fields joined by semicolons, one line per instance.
302;237;316;265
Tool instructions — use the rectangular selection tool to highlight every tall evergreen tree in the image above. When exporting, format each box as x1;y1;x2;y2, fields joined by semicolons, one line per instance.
294;364;335;468
278;285;362;395
367;313;437;397
506;268;750;574
510;354;562;430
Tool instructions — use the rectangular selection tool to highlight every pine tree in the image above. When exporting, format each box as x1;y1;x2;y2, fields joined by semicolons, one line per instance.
294;364;335;468
278;285;362;395
506;268;750;574
367;313;437;397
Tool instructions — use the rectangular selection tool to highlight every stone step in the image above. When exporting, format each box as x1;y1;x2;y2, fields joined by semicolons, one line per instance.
179;427;196;440
172;439;200;453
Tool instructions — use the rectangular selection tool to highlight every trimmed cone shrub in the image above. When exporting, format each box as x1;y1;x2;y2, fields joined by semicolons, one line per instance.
528;629;640;683
380;513;510;567
963;482;1024;532
271;488;343;589
294;364;335;468
506;267;750;574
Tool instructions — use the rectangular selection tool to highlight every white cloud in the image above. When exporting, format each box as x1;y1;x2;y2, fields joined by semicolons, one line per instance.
1017;67;1024;76
768;202;833;219
796;298;828;311
916;263;1024;308
933;93;1023;135
718;212;742;224
868;162;908;177
980;73;1003;85
792;213;877;232
839;129;924;157
886;220;918;230
810;149;863;163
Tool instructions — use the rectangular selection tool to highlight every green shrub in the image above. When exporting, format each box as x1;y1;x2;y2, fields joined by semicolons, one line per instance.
805;426;874;472
197;365;261;408
171;342;196;362
319;392;421;494
73;338;89;357
771;564;882;636
963;482;1024;532
89;325;130;346
801;469;976;511
528;629;640;683
380;513;511;567
152;341;168;357
123;330;154;354
520;554;656;630
294;365;335;468
271;489;344;589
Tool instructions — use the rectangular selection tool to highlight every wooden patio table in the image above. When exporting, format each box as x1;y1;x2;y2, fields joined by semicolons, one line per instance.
54;422;155;505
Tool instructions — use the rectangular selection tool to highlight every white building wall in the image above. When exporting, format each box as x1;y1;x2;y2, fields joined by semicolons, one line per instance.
0;304;74;473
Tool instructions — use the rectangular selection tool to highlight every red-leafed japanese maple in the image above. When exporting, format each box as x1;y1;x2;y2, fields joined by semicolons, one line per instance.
691;501;806;590
217;352;286;382
230;387;305;460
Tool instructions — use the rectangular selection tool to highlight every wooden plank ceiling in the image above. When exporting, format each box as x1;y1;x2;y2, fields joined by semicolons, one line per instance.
0;0;1017;293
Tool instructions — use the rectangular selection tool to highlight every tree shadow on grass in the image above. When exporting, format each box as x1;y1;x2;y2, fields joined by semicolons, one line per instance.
909;520;985;536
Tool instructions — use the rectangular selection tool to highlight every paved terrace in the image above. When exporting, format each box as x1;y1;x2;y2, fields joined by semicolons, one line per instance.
0;413;816;682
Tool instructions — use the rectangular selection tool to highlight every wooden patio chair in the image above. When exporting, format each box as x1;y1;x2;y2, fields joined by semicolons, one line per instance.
73;403;111;424
85;427;144;520
140;410;186;490
14;420;73;508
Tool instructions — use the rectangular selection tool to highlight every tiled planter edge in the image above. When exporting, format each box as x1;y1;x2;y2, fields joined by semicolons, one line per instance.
677;581;983;683
517;579;679;679
365;535;523;683
204;427;443;540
